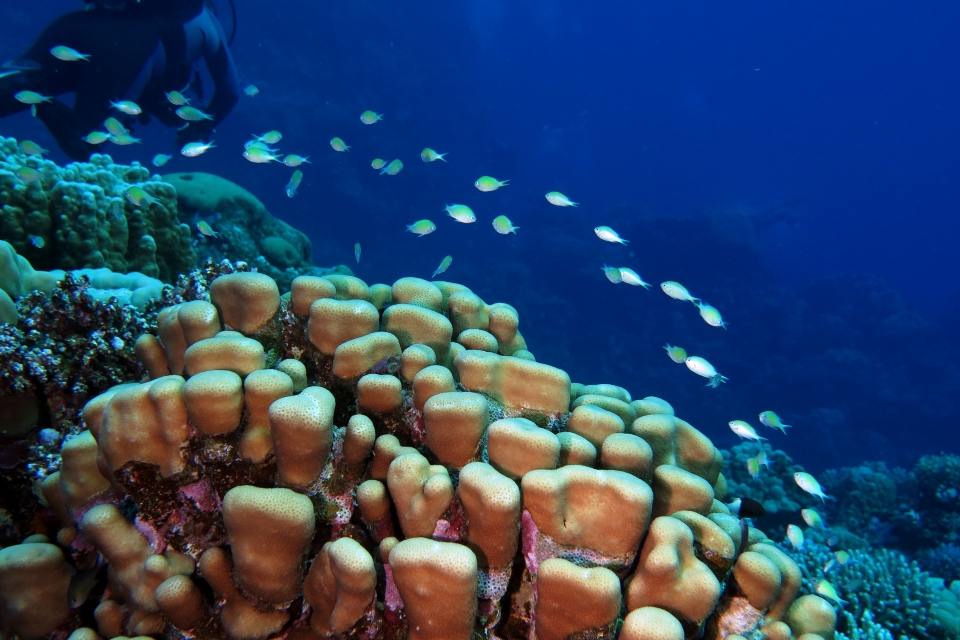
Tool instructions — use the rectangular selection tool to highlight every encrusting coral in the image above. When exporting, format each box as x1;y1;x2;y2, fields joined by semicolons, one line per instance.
0;137;195;282
0;269;839;640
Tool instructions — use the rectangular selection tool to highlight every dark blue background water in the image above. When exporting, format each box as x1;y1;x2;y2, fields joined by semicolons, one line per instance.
3;0;959;471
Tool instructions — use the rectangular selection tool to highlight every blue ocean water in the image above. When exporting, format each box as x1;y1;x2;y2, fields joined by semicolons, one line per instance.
1;0;958;472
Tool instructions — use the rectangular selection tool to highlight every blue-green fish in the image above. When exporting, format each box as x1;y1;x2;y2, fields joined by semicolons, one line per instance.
601;265;622;283
50;45;90;61
759;411;793;434
432;255;453;278
406;220;436;237
663;344;686;363
475;176;508;192
355;243;361;263
286;170;303;197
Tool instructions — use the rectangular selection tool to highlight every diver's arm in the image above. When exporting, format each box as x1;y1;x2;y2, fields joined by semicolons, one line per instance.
201;11;239;127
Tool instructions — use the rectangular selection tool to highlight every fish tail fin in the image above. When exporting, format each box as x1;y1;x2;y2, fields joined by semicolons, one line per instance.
572;201;579;206
722;321;729;329
640;282;652;290
502;179;510;185
779;425;793;435
439;154;448;162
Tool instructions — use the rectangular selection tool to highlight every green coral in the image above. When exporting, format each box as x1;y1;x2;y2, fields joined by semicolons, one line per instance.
0;137;195;282
782;534;947;640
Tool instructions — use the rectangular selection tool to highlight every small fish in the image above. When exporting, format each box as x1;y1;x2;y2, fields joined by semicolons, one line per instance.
29;235;45;249
660;281;700;304
406;220;437;237
729;420;767;442
758;411;793;434
196;221;218;238
110;100;141;115
685;356;728;387
103;117;128;136
594;226;628;244
330;137;350;152
815;579;848;607
255;130;282;144
19;140;48;156
14;166;43;183
380;159;403;175
176;106;213;121
283;154;311;167
244;147;281;164
445;204;476;223
360;110;383;124
84;131;110;144
801;508;827;531
14;90;51;105
244;84;259;96
728;497;766;518
697;302;728;329
794;472;832;503
165;90;191;105
492;215;519;235
663;344;687;363
432;255;453;277
68;558;105;608
756;450;770;468
354;243;361;263
601;265;622;283
747;457;761;479
286;170;303;198
421;148;448;162
124;185;158;207
109;134;142;145
825;550;852;573
152;153;172;167
371;158;387;170
619;268;651;288
786;524;804;550
181;141;215;157
244;140;276;152
545;191;578;207
475;175;509;192
50;45;90;61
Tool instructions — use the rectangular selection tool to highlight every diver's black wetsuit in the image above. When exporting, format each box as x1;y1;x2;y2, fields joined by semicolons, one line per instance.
0;0;238;160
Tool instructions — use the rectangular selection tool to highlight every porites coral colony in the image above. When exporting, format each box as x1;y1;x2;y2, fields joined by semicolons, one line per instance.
0;271;838;640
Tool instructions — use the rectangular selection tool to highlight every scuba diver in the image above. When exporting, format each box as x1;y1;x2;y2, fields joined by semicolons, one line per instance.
0;0;239;161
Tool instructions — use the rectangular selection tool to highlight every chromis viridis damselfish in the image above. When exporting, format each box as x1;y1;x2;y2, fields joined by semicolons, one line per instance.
445;204;475;223
475;176;509;192
283;155;310;167
110;100;141;115
330;137;350;152
355;243;361;263
124;185;158;207
492;215;518;235
747;457;761;479
165;90;191;105
109;134;141;145
255;130;282;144
815;579;848;606
697;302;728;329
152;153;172;167
786;524;804;550
181;141;215;157
360;110;383;124
663;344;686;363
685;356;728;387
244;147;281;164
19;140;48;156
601;265;622;283
286;170;303;198
660;281;699;304
618;268;651;288
103;117;128;136
244;85;259;96
421;148;448;162
84;131;110;144
176;106;213;121
380;159;403;175
432;255;453;278
728;420;766;442
50;45;90;61
14;166;43;182
196;221;218;238
371;158;387;170
406;220;436;237
594;226;628;244
801;508;827;531
759;411;793;434
545;191;578;207
794;472;832;503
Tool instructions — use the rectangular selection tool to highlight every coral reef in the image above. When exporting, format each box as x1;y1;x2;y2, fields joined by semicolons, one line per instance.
781;533;947;640
0;137;196;281
0;271;834;639
163;172;349;290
